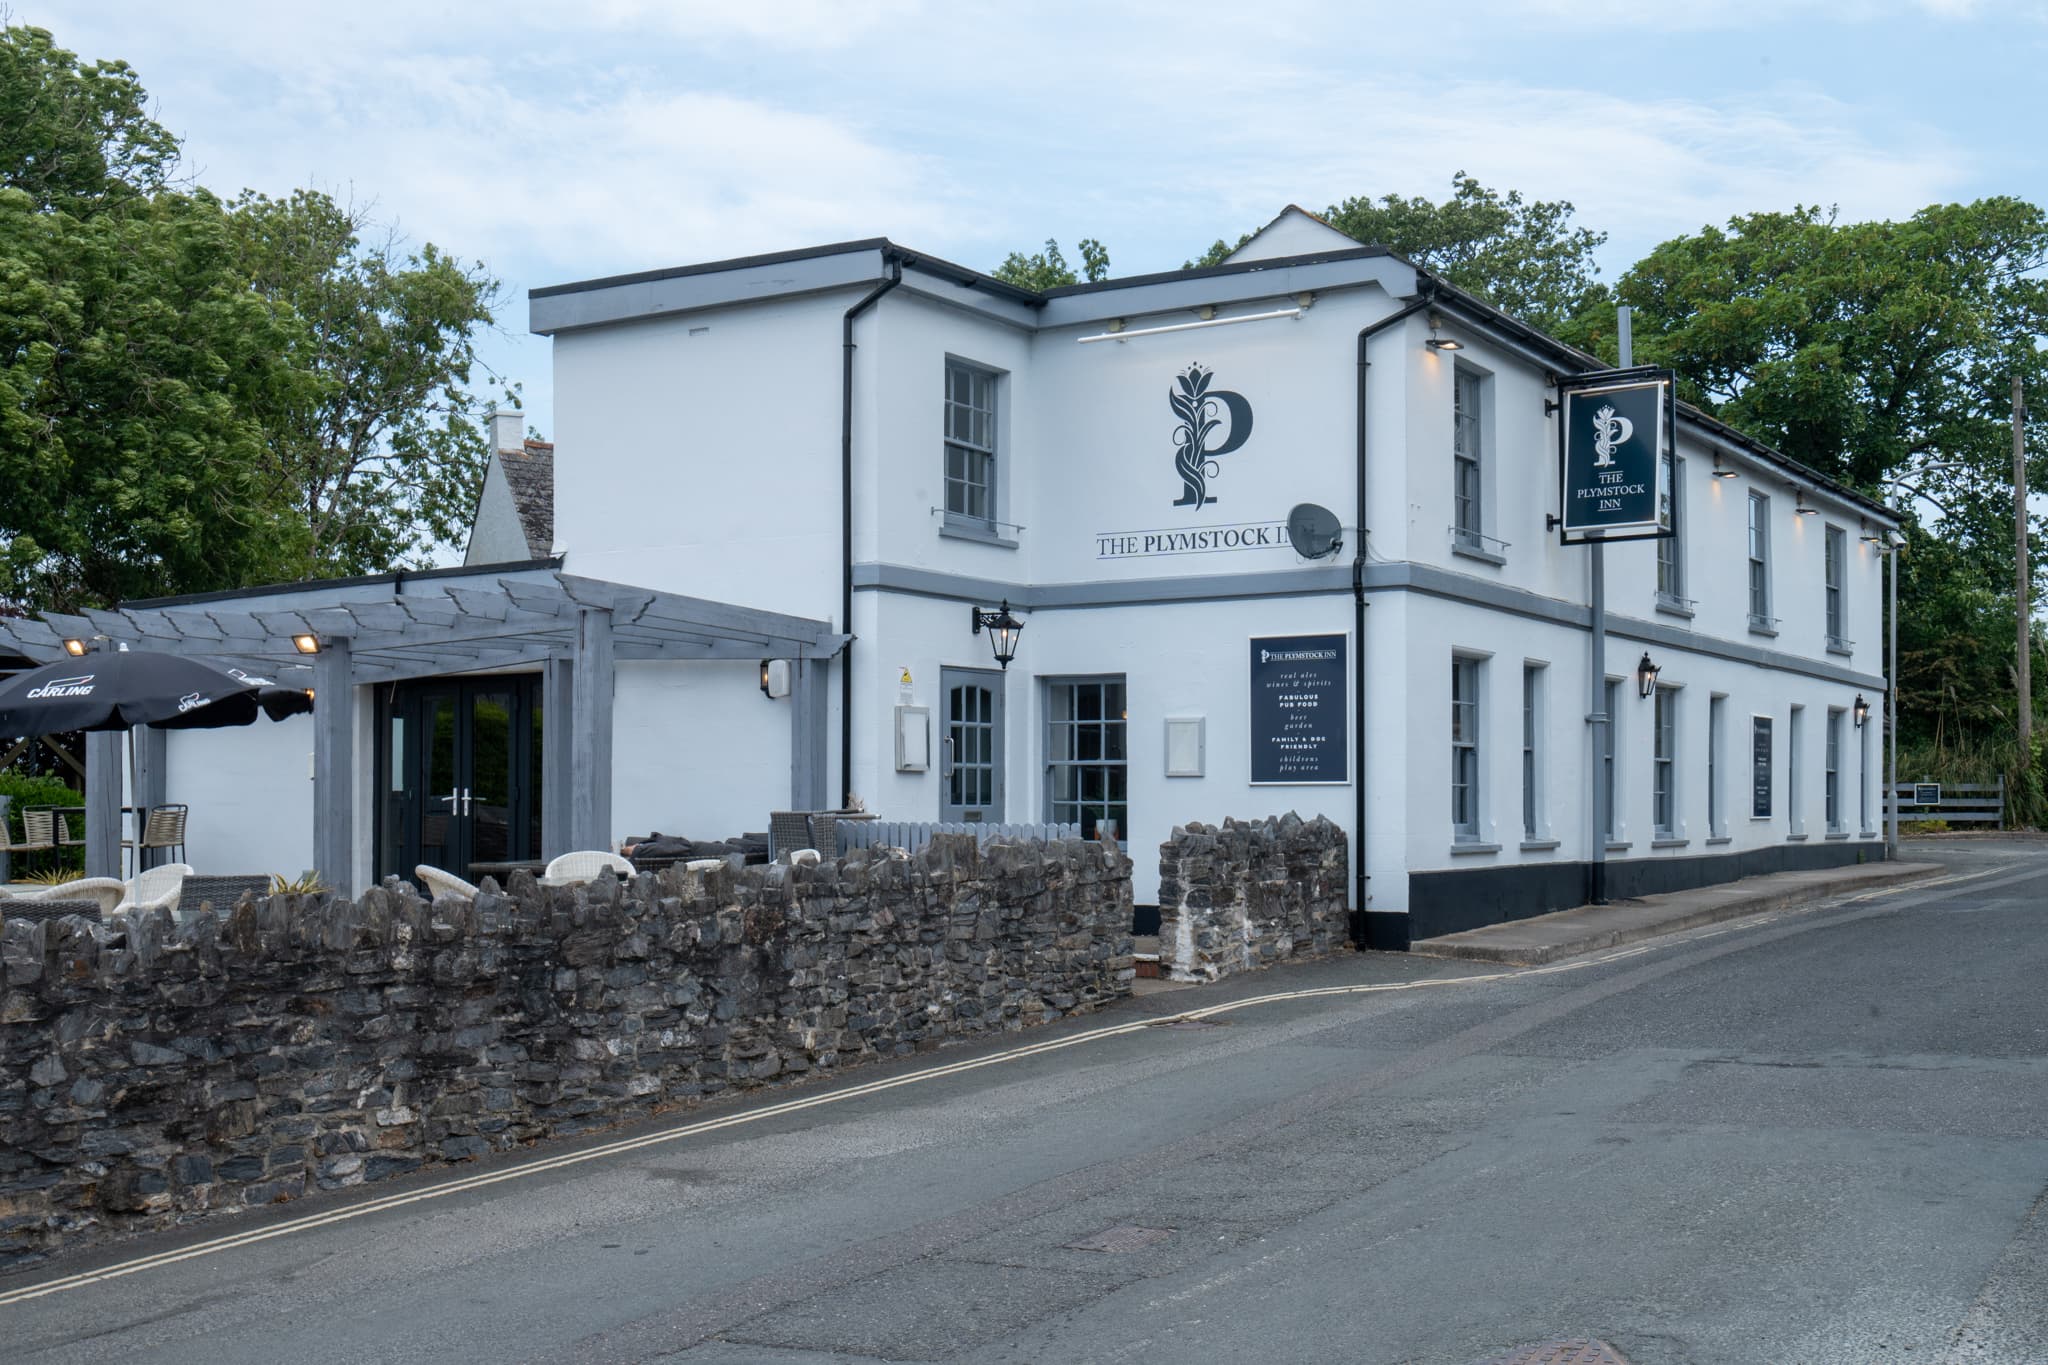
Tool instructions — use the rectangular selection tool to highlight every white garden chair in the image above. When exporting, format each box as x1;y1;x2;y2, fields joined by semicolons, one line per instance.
22;877;127;916
116;863;192;915
540;850;634;886
415;865;481;902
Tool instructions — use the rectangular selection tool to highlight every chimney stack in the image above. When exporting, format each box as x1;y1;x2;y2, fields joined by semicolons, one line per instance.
487;405;525;453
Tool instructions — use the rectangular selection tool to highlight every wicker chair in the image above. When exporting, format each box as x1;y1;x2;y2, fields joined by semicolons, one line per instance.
415;865;481;902
2;807;57;873
54;810;86;854
115;862;192;915
123;803;188;875
21;877;126;916
540;850;634;886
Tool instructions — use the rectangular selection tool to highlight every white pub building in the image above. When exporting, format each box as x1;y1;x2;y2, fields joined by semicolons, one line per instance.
19;207;1899;949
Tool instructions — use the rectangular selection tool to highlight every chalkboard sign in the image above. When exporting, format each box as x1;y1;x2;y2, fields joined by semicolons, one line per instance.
1250;633;1347;784
1913;782;1941;806
1751;715;1773;818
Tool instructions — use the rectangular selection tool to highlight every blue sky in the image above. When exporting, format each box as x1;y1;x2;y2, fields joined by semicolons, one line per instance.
23;1;2048;443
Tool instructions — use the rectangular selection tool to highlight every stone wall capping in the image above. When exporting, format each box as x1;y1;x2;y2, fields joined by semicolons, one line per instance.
0;835;1132;1265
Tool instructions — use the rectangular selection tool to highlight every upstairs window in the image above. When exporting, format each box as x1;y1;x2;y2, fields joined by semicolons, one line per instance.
1824;524;1848;650
944;361;998;524
1656;458;1686;610
1747;492;1773;632
1453;369;1484;550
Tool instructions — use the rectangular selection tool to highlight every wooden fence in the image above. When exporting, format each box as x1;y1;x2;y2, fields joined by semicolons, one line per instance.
1886;778;2005;828
839;820;1082;855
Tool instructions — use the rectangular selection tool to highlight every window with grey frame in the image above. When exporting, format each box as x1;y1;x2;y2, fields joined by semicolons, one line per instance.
1656;457;1686;608
1452;656;1481;840
1046;677;1126;841
1859;713;1872;832
1653;685;1677;838
1708;694;1727;837
1747;491;1773;630
1521;664;1540;841
1824;524;1848;649
1825;707;1843;832
1452;369;1483;550
1602;678;1621;842
944;361;998;525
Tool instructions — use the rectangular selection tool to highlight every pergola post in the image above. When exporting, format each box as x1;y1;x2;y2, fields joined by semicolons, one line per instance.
790;657;828;810
313;636;354;897
569;607;614;852
134;726;168;870
542;654;573;859
85;730;122;880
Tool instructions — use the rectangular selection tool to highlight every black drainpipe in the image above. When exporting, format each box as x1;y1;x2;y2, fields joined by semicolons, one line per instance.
840;253;904;805
1352;290;1435;951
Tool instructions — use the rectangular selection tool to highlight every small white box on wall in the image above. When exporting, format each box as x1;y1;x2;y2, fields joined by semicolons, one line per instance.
895;705;930;772
1165;716;1205;777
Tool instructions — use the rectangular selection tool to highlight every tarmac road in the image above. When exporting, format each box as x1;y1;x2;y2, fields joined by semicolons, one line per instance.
4;837;2044;1364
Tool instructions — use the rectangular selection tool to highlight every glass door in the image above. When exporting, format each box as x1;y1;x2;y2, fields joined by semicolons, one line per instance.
940;667;1004;823
376;676;541;883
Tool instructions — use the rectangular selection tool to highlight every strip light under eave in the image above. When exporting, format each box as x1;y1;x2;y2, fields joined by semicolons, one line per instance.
1077;307;1303;344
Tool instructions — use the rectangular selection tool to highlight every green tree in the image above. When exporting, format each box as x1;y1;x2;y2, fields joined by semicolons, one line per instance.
231;190;501;578
992;237;1109;290
0;21;502;610
1322;173;1609;334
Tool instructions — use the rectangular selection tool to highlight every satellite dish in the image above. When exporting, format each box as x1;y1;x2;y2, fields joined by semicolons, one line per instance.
1286;503;1344;560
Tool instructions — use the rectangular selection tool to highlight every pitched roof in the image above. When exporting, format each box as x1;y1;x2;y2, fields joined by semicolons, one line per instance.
500;439;554;559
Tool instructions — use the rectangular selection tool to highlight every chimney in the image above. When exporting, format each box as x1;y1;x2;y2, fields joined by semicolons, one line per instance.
487;405;525;453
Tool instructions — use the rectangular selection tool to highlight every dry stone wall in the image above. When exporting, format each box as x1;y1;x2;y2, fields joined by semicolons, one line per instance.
0;836;1132;1266
1156;814;1348;982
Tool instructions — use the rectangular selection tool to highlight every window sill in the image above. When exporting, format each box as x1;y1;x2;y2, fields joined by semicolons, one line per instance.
1654;597;1695;620
1859;829;1879;838
1705;835;1733;846
1605;841;1631;853
939;517;1018;550
1519;838;1560;852
1826;643;1855;658
1748;623;1779;639
1651;837;1689;849
1824;830;1850;840
1449;840;1501;855
1786;832;1809;842
1451;541;1507;567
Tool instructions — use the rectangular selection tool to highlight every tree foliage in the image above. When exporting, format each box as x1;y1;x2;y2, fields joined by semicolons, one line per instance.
991;237;1109;290
0;22;500;613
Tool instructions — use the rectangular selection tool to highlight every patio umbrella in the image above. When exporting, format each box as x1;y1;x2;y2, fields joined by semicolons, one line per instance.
0;649;274;736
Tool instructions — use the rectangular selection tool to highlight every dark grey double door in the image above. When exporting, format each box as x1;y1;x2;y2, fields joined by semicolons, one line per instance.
377;676;542;881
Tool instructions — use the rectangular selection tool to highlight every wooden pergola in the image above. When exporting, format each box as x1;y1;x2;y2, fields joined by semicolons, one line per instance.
0;571;844;893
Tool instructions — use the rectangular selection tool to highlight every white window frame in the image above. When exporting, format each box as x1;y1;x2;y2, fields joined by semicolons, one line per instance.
1824;524;1849;651
1652;684;1678;839
1747;491;1774;633
1656;457;1688;612
1451;367;1498;559
943;359;999;528
1044;675;1127;842
1452;655;1483;842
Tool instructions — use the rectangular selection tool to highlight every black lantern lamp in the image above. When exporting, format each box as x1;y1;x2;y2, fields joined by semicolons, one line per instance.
1853;694;1870;729
970;600;1025;670
1635;652;1662;699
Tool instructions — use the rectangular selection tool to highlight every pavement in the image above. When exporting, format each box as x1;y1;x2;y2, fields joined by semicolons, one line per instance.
1412;854;1947;965
3;835;2045;1364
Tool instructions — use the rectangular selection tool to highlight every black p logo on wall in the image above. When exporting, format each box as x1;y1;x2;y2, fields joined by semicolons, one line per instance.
1169;363;1254;508
1556;369;1676;544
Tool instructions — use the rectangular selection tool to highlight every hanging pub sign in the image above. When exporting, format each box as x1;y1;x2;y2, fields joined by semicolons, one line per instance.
1555;367;1677;544
1249;633;1347;784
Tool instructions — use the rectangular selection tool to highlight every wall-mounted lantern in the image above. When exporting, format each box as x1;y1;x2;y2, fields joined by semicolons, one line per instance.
1424;313;1463;351
969;600;1025;670
1711;452;1737;479
1635;652;1662;699
1853;694;1870;729
292;633;323;655
61;637;89;657
759;659;791;699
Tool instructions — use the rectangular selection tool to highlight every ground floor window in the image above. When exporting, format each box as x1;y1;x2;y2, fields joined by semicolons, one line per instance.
1602;678;1621;841
1708;694;1727;837
1452;656;1481;840
1653;684;1677;837
1826;707;1843;833
1046;676;1126;840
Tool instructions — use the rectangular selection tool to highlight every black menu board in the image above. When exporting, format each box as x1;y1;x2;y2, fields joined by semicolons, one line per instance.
1751;715;1773;818
1249;634;1347;784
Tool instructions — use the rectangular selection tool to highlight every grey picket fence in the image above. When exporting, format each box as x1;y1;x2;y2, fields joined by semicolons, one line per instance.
1886;778;2005;828
838;819;1082;856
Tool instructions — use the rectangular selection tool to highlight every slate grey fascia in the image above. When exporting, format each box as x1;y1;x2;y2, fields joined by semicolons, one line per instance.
531;247;893;335
850;559;1887;692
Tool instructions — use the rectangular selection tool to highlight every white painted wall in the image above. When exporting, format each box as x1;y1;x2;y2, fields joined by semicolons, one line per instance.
168;714;315;879
611;659;791;844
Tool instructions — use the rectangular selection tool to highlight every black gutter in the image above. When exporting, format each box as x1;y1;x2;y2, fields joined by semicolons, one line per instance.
1352;290;1437;952
840;253;904;804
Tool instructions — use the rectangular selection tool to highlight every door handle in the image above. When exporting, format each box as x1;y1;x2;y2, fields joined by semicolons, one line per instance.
461;788;474;816
439;789;460;808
